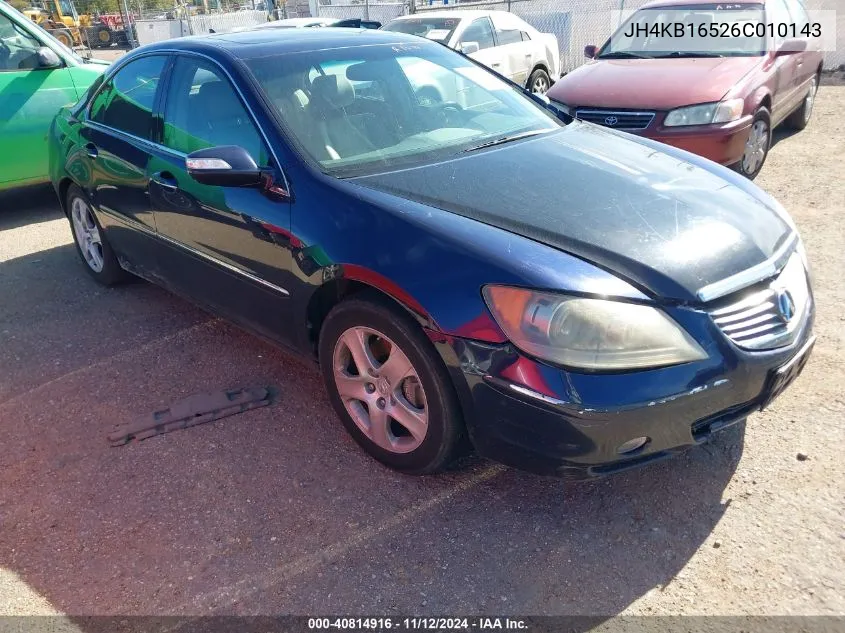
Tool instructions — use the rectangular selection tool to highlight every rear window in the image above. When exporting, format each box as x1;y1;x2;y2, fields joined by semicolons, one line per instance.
383;17;460;44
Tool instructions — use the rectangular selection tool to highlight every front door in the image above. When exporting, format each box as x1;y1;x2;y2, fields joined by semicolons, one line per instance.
149;55;294;345
458;18;507;80
0;10;78;189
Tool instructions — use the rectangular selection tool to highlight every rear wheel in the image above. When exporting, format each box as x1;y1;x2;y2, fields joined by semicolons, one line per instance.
733;107;771;180
786;74;818;130
66;184;127;286
91;25;113;48
319;294;468;475
527;68;551;95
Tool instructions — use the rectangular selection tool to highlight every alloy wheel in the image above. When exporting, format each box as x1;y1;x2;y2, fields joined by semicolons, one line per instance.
70;197;105;273
742;119;769;176
332;326;428;454
532;74;550;95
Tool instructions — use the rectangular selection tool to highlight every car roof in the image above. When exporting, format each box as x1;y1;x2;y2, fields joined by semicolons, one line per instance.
137;27;429;60
388;9;508;21
640;0;764;8
271;16;337;25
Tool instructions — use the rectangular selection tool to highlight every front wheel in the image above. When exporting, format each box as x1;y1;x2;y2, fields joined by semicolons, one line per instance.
733;108;771;180
52;28;73;48
319;294;468;475
527;68;551;95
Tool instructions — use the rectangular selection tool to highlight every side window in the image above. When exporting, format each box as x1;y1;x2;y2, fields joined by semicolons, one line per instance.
495;28;523;46
89;55;165;139
766;0;792;46
783;0;809;28
460;18;495;51
0;13;42;71
162;57;269;166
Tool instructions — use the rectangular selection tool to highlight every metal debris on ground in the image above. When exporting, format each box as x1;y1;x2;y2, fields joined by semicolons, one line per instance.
107;387;272;446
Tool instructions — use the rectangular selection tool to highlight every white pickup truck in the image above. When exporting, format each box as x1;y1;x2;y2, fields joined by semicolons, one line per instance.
383;10;560;94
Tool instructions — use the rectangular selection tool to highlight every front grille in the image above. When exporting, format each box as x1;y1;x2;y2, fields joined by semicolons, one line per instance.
575;109;655;130
709;252;810;351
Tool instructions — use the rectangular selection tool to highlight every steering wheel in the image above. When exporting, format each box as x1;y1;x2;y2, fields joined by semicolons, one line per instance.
433;100;464;126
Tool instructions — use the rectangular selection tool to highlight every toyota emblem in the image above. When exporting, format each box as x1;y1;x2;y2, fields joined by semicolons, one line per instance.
775;288;796;323
604;115;619;126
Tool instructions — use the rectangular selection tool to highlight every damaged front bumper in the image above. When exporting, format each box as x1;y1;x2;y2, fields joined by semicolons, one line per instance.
427;306;815;479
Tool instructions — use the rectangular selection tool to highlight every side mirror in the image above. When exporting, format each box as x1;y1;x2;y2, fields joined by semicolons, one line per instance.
37;46;62;69
459;41;480;55
186;146;262;187
775;38;807;56
584;44;597;59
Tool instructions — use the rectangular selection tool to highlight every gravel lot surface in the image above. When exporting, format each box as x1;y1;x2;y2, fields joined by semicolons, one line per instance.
0;84;843;620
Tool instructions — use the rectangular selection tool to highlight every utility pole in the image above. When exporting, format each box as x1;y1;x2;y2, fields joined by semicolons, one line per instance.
120;0;136;47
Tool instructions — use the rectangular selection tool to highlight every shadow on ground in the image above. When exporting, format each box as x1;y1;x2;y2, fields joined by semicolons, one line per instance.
0;185;62;231
0;188;744;621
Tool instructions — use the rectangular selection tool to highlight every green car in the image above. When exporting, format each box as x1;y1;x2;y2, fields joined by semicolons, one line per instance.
0;0;108;192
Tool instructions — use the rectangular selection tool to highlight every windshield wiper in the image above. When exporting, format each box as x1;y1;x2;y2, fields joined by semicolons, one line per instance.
463;130;550;153
654;51;725;58
597;51;651;59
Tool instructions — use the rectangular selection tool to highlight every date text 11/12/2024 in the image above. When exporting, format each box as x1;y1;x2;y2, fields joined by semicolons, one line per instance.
308;617;528;630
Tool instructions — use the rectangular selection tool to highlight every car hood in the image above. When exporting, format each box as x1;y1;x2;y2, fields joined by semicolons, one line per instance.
352;123;793;302
547;57;761;110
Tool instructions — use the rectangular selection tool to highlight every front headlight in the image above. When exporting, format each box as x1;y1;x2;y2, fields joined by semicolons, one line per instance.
664;99;744;127
483;286;707;370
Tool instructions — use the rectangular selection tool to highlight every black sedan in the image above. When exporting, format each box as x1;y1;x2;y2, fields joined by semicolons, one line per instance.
49;28;814;478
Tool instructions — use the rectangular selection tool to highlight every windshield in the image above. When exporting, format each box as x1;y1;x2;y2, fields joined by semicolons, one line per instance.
601;4;766;58
382;17;460;44
245;42;560;178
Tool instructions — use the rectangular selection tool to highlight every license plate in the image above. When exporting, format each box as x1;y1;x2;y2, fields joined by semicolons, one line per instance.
759;336;815;410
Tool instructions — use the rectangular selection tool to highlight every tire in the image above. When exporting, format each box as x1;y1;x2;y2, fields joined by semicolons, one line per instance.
732;107;771;180
527;67;551;95
52;28;73;48
318;292;468;475
92;25;113;48
785;74;818;131
66;184;127;286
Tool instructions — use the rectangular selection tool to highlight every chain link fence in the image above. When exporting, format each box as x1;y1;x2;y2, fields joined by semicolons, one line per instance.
314;0;409;25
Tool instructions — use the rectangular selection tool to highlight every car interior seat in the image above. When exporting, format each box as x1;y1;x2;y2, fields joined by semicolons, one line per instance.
308;73;377;161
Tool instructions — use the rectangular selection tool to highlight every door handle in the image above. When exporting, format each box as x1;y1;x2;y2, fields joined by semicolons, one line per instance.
151;171;179;192
491;62;501;67
85;143;98;159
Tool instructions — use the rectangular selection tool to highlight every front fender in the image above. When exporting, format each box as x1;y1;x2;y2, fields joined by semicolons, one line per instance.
290;171;648;350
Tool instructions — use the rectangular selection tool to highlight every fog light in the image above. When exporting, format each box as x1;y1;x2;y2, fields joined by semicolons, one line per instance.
617;436;650;455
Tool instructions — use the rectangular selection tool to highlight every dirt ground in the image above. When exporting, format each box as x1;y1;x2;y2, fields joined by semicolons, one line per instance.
0;85;843;622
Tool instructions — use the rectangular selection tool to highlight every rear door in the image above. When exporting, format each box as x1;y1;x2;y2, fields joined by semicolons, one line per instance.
490;13;532;86
148;55;295;344
77;54;167;263
0;9;79;188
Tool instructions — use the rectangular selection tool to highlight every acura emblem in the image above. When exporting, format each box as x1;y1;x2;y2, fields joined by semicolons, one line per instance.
775;288;796;323
604;116;619;126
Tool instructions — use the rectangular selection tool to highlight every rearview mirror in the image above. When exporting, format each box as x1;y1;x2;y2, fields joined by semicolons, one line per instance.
186;146;262;187
775;38;807;56
584;44;597;59
37;46;62;69
459;41;480;55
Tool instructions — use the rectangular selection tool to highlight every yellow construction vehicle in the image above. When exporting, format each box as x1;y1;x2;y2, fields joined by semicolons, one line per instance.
21;0;125;48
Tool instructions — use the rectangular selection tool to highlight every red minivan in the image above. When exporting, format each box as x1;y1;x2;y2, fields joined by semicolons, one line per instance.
546;0;823;178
